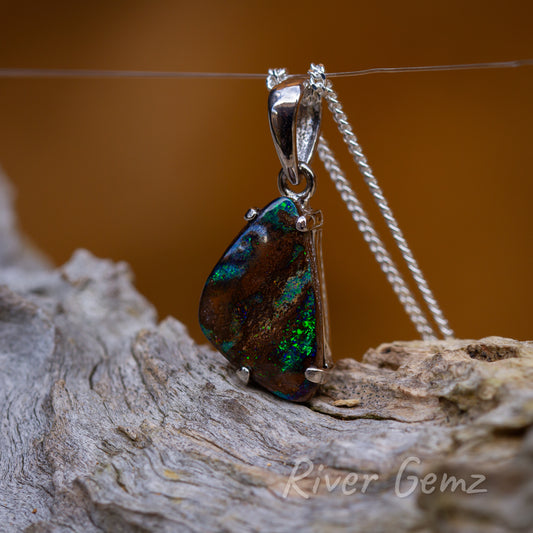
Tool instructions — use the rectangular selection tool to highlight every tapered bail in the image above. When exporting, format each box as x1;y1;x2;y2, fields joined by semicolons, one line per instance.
268;77;322;186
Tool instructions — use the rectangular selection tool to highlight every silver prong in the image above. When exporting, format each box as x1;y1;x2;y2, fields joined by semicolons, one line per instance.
236;366;251;385
305;366;328;384
296;215;308;232
295;211;323;232
244;208;258;221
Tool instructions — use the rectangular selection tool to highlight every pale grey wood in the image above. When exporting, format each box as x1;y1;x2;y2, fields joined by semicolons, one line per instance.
1;168;532;532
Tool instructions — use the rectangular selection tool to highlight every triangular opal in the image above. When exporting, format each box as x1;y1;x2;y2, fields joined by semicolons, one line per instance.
199;197;324;402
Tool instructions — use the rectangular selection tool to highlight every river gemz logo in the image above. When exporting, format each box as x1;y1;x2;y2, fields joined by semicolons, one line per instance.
282;456;487;499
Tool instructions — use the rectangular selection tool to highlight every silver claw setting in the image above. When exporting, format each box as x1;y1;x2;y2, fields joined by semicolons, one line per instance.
295;211;323;232
244;208;259;221
236;366;251;385
305;366;328;384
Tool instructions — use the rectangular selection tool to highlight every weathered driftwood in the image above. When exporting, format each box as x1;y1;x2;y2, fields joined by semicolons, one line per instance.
1;168;533;533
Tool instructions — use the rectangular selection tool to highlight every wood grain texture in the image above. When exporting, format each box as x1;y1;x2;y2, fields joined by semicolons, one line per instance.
1;168;532;532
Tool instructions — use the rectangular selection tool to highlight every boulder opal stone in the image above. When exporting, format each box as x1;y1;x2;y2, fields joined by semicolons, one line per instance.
199;197;325;402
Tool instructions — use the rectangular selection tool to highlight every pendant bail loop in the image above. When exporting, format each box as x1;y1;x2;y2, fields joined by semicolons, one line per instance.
268;77;322;186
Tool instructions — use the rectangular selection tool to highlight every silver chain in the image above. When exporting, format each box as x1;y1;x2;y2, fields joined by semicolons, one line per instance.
266;66;453;340
308;64;453;340
317;136;437;340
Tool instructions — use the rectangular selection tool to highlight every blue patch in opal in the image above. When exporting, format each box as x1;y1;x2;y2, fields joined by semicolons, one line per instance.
210;262;246;283
220;340;235;352
260;198;298;230
208;226;267;287
273;268;312;311
200;324;214;339
273;379;316;402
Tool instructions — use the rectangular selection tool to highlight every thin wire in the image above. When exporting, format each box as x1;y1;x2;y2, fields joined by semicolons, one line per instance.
0;58;532;79
0;68;266;79
328;58;533;78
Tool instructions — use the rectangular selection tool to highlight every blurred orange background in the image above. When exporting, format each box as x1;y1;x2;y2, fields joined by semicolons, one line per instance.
0;1;531;359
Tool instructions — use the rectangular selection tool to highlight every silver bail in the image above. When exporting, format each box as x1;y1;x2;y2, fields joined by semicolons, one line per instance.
268;77;322;186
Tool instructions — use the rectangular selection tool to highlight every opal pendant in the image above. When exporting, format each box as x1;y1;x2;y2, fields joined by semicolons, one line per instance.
199;196;329;402
199;75;330;402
